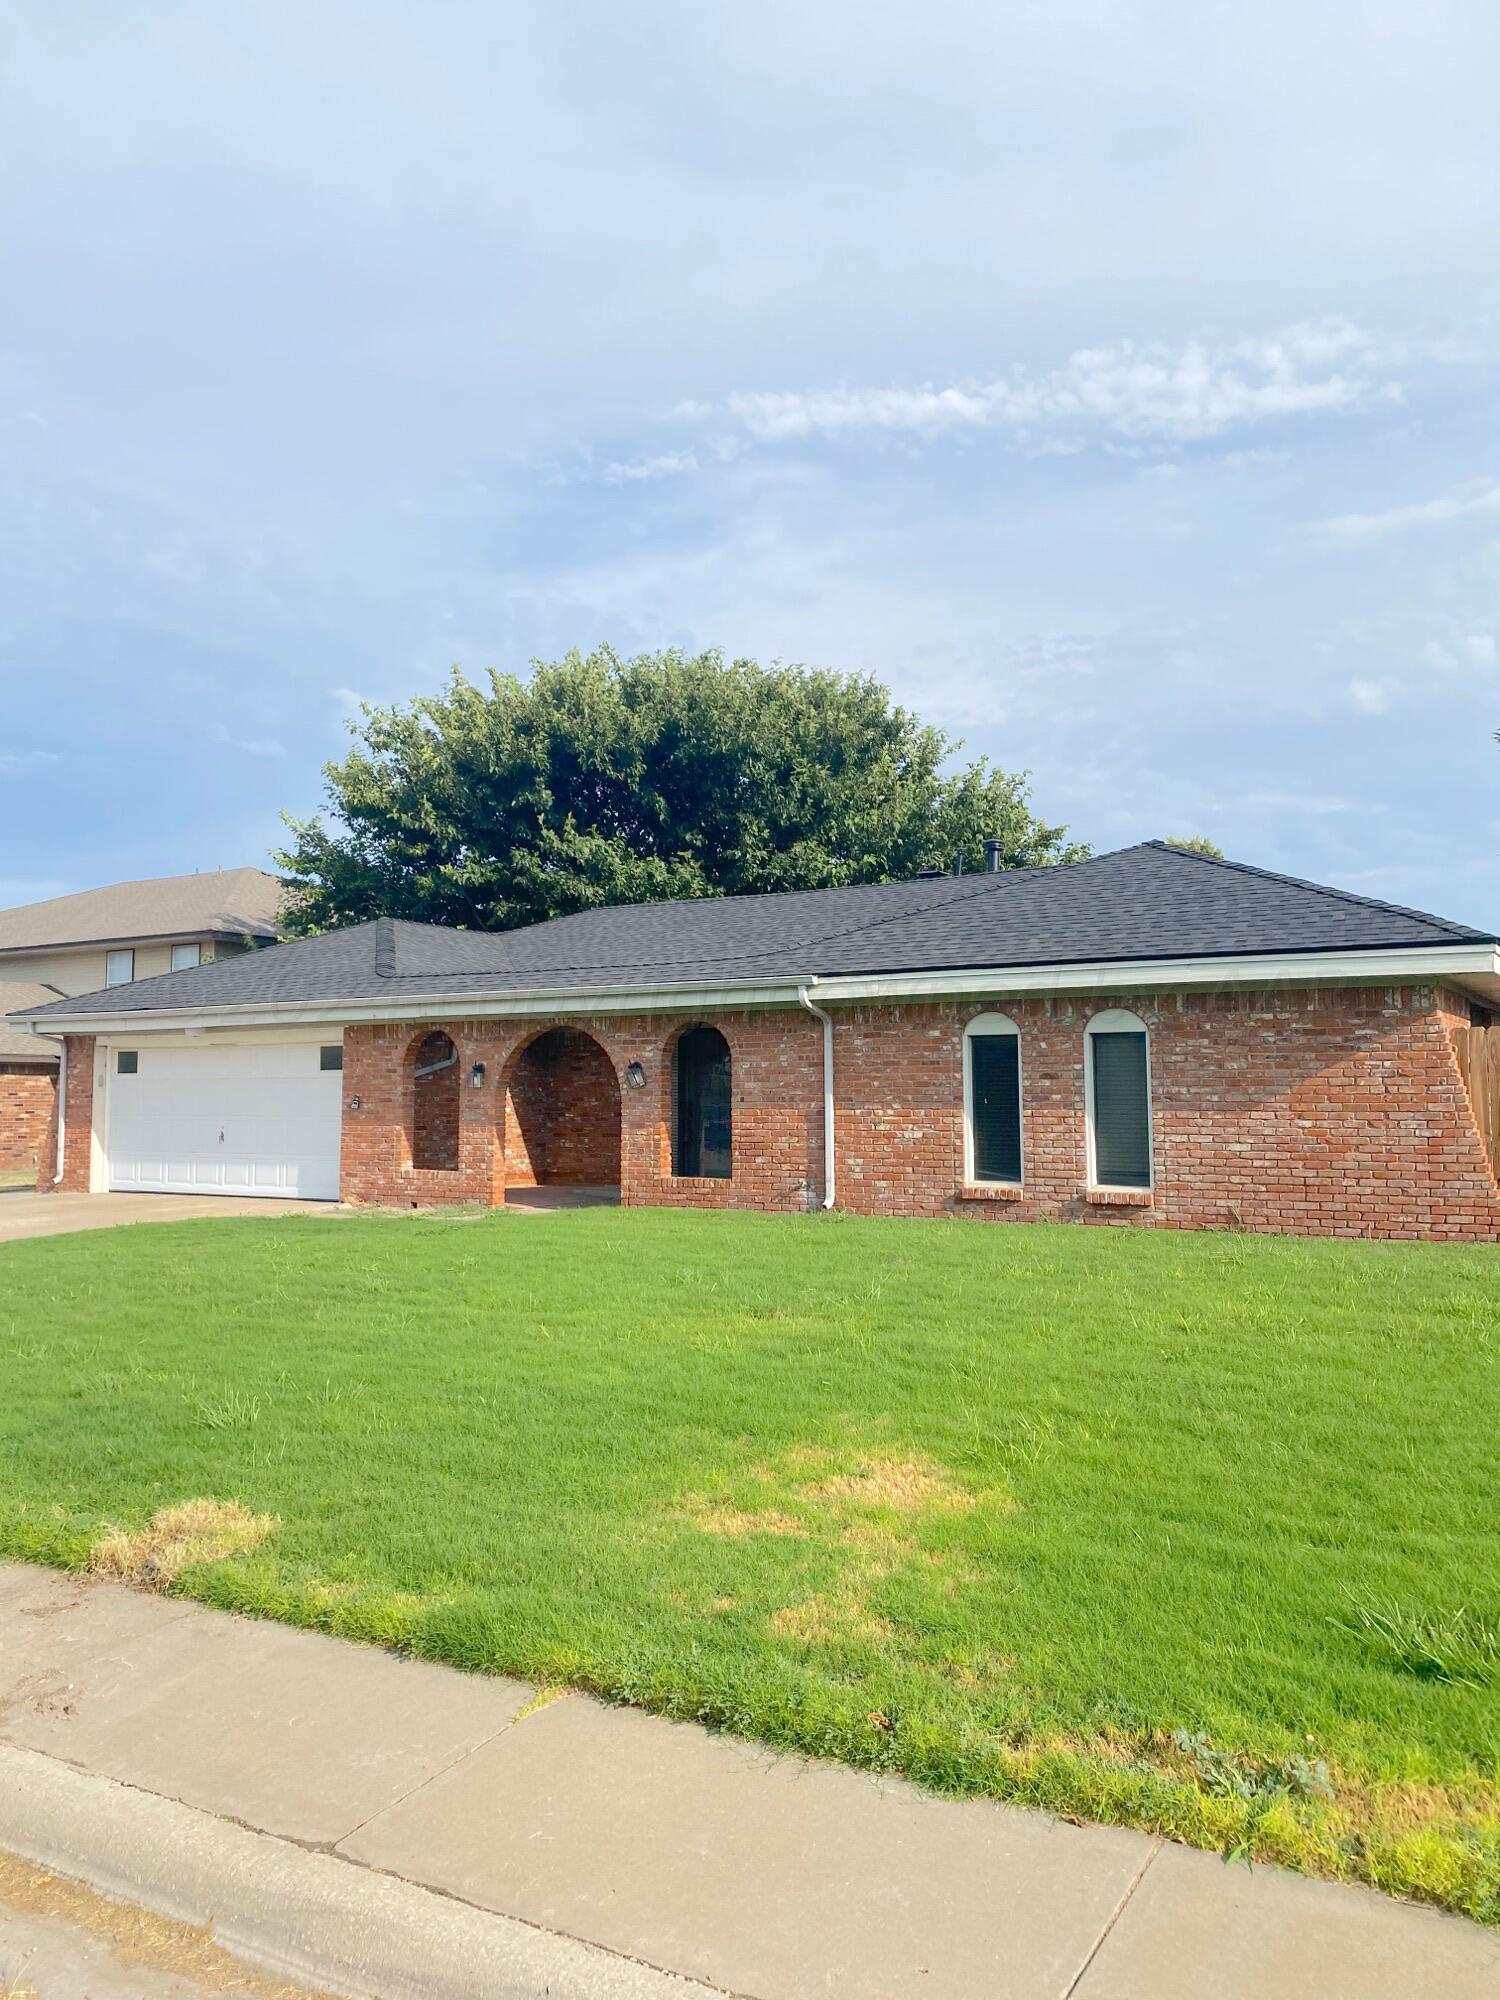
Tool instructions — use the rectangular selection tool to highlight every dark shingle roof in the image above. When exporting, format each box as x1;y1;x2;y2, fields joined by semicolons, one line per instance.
11;843;1495;1022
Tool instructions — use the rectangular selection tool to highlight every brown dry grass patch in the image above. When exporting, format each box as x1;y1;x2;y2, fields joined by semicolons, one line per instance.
770;1592;896;1647
680;1499;807;1538
89;1498;276;1592
802;1454;979;1514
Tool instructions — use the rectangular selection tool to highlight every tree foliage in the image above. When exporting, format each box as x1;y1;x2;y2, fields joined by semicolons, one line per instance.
276;647;1086;933
1164;834;1225;858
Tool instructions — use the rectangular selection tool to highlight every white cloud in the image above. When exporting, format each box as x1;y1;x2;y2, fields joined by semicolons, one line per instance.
1422;630;1499;675
1313;477;1500;544
0;750;61;776
1345;678;1395;715
722;320;1402;446
602;449;699;485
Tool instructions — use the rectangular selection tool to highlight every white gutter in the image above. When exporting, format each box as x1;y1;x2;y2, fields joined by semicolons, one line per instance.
798;984;836;1210
811;941;1500;1006
6;977;813;1039
9;942;1499;1042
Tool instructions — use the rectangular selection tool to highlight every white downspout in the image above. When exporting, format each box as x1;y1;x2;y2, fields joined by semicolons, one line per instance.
35;1032;65;1184
797;984;835;1210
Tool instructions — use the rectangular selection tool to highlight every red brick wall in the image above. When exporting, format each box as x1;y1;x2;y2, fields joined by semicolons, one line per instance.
412;1031;461;1172
39;989;1500;1242
30;1036;94;1193
507;1028;621;1185
339;1011;823;1212
833;987;1500;1240
0;1068;56;1172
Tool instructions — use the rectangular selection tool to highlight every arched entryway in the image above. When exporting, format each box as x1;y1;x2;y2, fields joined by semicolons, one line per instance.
411;1029;461;1172
503;1027;622;1206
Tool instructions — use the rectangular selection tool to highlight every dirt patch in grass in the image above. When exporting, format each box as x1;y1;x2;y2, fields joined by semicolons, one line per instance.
89;1499;275;1592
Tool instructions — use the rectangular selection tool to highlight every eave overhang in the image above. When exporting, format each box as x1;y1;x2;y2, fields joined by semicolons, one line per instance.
9;940;1500;1039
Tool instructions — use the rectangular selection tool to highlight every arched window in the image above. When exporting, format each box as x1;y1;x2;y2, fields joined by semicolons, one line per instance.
412;1029;460;1171
1085;1009;1152;1190
964;1012;1022;1185
673;1025;732;1178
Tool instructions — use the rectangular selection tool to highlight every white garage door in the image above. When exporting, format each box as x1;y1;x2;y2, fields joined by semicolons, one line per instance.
107;1041;343;1200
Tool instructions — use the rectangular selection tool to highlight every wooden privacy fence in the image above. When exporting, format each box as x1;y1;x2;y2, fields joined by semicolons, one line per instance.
1453;1019;1500;1176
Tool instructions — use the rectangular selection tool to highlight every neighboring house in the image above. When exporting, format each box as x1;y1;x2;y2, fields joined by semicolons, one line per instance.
0;983;64;1172
0;869;283;1175
9;843;1500;1241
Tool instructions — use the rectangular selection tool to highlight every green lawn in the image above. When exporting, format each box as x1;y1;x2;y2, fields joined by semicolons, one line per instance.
2;1209;1497;1918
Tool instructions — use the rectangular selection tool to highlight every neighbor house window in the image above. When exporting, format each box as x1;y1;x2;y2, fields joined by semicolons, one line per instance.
116;1050;138;1075
673;1025;732;1178
964;1012;1022;1185
319;1045;343;1072
1086;1009;1152;1190
171;943;202;971
105;949;135;986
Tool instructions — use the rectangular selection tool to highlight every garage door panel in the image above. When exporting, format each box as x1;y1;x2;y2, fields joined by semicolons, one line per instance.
108;1045;341;1201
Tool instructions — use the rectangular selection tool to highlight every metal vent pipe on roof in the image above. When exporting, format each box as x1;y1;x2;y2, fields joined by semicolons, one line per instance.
985;839;1003;873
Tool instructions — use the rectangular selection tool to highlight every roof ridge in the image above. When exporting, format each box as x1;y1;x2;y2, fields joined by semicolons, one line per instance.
1142;841;1493;942
502;863;1058;933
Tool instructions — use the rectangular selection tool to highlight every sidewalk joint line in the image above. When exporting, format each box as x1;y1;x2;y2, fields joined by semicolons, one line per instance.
329;1709;529;1848
1;1740;744;1998
1061;1835;1162;1999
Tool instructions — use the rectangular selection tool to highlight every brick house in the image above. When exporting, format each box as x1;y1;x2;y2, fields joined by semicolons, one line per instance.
9;843;1500;1241
0;868;282;1177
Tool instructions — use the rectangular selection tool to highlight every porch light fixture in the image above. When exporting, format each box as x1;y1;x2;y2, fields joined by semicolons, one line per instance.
625;1060;647;1090
469;1061;486;1089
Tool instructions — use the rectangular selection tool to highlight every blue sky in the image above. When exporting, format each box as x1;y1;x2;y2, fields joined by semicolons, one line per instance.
2;1;1498;925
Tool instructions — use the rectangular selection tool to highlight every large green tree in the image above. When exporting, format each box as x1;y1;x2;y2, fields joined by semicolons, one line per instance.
276;647;1086;933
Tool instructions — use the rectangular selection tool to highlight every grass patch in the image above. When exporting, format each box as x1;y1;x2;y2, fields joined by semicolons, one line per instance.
89;1497;276;1591
0;1207;1497;1919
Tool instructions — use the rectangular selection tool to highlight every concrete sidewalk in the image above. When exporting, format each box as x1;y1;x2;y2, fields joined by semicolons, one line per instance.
0;1191;336;1244
1;1563;1496;2000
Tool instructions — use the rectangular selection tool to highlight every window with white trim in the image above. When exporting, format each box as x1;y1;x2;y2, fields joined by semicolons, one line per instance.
171;943;202;971
1086;1009;1152;1190
963;1011;1023;1185
105;949;135;986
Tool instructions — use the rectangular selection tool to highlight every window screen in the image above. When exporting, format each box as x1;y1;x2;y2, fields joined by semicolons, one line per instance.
1090;1031;1151;1188
674;1026;732;1178
105;949;135;986
969;1034;1021;1183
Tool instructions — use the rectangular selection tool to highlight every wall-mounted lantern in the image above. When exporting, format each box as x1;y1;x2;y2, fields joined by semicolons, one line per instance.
469;1061;487;1090
348;1094;362;1111
625;1060;647;1090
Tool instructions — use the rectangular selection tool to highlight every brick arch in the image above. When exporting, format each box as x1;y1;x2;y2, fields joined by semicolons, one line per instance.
499;1024;622;1193
407;1027;462;1171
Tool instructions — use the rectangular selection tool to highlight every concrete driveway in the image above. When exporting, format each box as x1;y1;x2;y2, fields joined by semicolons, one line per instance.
0;1190;338;1245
